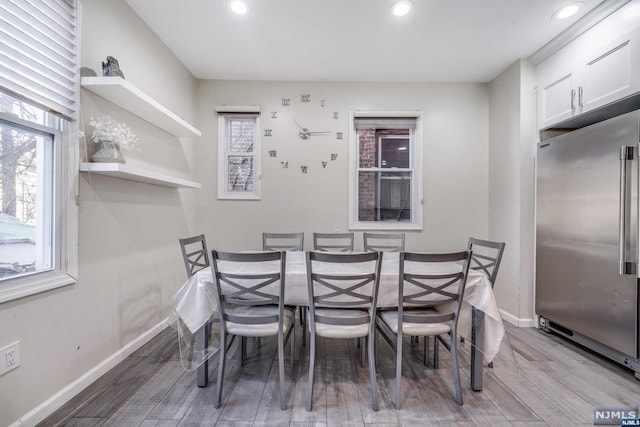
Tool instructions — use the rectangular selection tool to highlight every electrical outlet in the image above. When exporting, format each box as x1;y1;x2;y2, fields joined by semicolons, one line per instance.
0;341;20;375
6;349;16;367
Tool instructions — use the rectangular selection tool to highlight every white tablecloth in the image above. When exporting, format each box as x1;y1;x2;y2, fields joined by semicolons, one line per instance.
173;251;505;362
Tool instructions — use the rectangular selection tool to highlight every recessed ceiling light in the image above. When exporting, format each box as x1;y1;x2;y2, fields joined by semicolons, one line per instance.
230;1;247;15
392;0;413;17
552;2;583;20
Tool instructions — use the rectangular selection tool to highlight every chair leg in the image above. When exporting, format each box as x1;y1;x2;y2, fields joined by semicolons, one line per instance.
291;323;296;362
215;333;227;408
423;335;429;366
450;335;463;405
433;336;439;369
394;332;403;409
299;306;306;347
305;332;316;411
360;336;366;367
241;336;247;366
374;328;379;369
488;361;494;368
278;330;286;410
368;333;379;411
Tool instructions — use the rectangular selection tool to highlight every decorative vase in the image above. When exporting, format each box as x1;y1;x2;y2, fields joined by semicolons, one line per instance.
91;140;125;164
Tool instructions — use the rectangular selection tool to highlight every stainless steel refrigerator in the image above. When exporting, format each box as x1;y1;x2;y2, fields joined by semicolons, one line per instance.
536;109;640;378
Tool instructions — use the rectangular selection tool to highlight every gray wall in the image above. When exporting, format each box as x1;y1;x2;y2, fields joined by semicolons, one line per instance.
194;80;490;253
0;1;199;425
488;59;536;325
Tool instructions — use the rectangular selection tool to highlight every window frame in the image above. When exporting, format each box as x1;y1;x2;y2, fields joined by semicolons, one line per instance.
217;113;262;200
0;110;78;304
348;111;423;231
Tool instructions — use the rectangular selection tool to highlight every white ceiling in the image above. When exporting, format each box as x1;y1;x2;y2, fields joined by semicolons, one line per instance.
127;0;606;83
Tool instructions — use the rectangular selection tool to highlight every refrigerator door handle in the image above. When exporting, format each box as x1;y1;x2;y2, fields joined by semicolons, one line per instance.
619;146;635;275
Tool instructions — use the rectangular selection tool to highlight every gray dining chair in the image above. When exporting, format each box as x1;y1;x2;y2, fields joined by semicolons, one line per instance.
465;237;505;367
467;237;505;288
179;234;210;278
312;232;354;252
178;234;213;384
211;250;295;410
305;251;382;411
263;232;306;345
363;232;405;252
263;232;304;251
376;251;471;408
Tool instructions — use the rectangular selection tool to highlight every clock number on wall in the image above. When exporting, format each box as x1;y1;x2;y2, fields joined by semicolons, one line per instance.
264;129;272;137
300;94;311;103
321;99;325;107
271;112;278;119
282;98;290;106
336;132;343;140
333;112;339;119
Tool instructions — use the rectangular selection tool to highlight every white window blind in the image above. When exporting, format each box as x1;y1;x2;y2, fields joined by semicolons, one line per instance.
0;0;77;119
354;117;417;130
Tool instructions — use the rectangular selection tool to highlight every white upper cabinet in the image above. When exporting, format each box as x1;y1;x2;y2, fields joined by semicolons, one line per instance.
538;66;577;127
538;26;640;130
581;37;635;112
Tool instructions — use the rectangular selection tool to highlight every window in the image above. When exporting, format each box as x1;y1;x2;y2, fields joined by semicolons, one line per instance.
0;0;78;303
0;93;77;302
217;107;261;200
349;112;423;230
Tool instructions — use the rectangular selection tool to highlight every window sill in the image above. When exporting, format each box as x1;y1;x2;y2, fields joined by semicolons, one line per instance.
217;194;261;200
350;222;422;231
0;271;77;304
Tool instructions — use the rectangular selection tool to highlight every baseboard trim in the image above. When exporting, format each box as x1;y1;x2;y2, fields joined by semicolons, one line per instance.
500;309;535;328
11;318;170;427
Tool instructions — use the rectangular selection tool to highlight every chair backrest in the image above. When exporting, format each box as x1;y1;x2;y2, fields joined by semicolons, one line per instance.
398;251;471;329
306;251;382;328
313;232;354;252
363;232;405;252
211;250;286;330
179;234;210;278
262;232;304;251
467;237;505;288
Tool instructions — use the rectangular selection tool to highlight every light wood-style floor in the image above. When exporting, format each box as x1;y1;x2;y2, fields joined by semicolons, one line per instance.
38;322;640;427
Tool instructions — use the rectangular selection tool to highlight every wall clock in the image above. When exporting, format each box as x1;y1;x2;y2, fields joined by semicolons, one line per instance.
269;93;343;141
268;92;343;173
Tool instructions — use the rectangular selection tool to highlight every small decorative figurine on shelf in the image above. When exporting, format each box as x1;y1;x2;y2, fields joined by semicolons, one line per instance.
102;56;125;78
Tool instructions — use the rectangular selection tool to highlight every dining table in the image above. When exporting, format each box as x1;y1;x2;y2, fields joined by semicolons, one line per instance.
172;251;505;392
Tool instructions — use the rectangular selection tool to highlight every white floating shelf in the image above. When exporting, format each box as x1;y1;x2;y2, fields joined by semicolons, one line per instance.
81;77;202;138
80;163;201;189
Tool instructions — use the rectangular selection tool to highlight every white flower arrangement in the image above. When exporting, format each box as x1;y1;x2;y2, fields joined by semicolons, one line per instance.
88;116;139;150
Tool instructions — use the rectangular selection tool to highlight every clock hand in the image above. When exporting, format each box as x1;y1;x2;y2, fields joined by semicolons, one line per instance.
293;117;304;130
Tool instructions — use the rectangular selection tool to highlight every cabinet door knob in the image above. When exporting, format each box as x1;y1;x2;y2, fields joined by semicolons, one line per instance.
571;89;576;111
